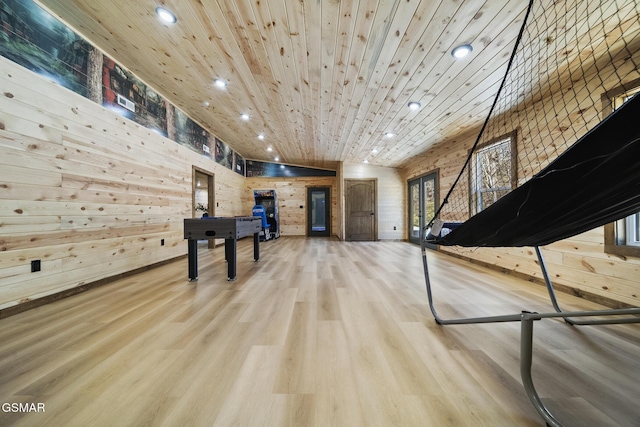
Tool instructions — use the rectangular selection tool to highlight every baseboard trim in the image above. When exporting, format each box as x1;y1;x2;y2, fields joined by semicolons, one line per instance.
0;254;187;319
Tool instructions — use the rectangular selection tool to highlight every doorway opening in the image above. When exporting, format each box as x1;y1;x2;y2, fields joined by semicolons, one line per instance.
193;167;214;248
307;187;331;237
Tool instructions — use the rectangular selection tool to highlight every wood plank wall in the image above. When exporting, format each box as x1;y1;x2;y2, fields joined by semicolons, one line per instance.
244;177;337;237
0;57;245;311
402;105;640;308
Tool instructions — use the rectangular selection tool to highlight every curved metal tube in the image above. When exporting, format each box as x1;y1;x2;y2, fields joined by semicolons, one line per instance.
520;314;563;427
421;226;522;324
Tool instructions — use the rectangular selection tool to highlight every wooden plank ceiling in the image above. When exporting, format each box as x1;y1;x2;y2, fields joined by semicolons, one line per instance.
35;0;531;169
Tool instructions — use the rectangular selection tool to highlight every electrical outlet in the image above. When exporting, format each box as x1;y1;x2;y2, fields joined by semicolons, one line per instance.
161;239;165;246
31;260;41;272
393;226;396;230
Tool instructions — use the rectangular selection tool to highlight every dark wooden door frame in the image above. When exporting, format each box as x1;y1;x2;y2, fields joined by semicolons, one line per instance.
306;186;331;237
192;166;215;248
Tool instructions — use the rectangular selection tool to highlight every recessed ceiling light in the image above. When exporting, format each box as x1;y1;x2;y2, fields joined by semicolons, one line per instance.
385;132;395;138
451;44;473;59
372;149;378;154
274;156;280;162
202;101;210;107
408;101;421;110
267;147;273;152
241;113;250;120
155;7;177;24
363;159;369;164
214;78;227;88
258;134;265;140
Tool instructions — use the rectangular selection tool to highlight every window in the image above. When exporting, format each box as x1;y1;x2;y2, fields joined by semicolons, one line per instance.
604;82;640;256
626;213;640;247
470;132;517;214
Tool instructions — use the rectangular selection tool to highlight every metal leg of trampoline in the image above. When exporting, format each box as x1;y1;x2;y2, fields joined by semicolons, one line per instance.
534;246;563;314
421;234;523;325
520;313;563;427
519;308;640;426
535;246;640;325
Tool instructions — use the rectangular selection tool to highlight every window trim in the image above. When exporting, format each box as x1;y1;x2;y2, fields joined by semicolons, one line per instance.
603;79;640;258
605;221;640;257
468;130;518;216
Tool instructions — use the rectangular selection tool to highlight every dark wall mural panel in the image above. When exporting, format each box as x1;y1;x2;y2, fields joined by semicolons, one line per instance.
102;57;167;137
174;108;211;156
234;152;245;176
0;0;249;176
0;0;89;97
246;160;336;178
215;138;233;170
102;56;167;136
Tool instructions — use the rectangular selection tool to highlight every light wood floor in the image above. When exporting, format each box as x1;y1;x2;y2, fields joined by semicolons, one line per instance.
0;238;639;426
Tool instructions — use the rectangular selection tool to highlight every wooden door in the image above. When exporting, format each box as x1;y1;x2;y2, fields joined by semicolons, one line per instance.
345;179;376;241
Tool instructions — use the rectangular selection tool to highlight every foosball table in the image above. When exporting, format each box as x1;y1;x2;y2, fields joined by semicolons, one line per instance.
183;216;262;281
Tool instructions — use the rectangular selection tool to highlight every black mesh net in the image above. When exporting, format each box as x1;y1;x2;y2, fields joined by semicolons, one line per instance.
428;0;640;246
